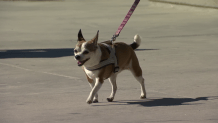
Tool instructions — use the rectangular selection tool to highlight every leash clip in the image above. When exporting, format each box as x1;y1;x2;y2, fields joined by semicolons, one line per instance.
110;34;119;43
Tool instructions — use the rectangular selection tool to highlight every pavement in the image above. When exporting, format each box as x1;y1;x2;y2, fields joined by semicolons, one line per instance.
149;0;218;9
0;0;218;123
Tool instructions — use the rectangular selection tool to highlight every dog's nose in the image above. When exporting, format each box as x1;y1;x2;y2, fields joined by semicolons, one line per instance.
75;55;80;60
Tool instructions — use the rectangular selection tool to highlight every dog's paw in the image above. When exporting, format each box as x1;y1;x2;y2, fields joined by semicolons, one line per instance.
140;95;146;99
93;99;98;103
107;97;114;102
86;100;93;104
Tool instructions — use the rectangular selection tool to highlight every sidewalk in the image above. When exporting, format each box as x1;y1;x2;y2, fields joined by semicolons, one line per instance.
149;0;218;9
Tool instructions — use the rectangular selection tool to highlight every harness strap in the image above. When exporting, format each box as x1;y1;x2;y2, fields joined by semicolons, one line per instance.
110;43;119;73
85;43;119;72
108;43;119;73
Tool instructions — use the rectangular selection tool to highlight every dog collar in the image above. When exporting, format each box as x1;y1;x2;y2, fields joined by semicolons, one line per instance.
85;43;119;72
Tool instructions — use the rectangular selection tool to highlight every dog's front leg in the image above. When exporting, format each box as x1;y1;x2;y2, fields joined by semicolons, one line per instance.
86;78;103;104
89;82;99;103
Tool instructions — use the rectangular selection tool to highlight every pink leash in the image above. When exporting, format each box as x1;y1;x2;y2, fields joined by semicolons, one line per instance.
111;0;140;41
110;0;140;73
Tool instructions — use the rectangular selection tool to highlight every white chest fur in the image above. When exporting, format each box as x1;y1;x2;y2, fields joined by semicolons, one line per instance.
84;68;99;80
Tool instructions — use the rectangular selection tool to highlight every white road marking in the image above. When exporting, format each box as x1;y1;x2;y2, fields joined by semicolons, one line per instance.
0;62;81;80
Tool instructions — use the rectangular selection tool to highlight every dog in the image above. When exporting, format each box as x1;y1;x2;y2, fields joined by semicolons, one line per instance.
74;29;146;104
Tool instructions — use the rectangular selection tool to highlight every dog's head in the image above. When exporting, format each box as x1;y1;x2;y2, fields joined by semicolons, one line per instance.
74;29;99;66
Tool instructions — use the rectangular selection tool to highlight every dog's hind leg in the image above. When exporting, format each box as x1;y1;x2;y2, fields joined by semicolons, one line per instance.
129;58;146;99
107;74;117;102
134;75;146;99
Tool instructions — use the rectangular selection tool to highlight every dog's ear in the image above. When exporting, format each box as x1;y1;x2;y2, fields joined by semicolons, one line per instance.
78;29;86;41
91;30;99;46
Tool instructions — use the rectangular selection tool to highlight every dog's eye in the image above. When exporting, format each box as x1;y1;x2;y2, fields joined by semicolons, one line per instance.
74;50;78;53
83;51;89;54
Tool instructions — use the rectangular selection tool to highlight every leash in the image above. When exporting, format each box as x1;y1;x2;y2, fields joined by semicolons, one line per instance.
111;0;141;42
111;0;140;73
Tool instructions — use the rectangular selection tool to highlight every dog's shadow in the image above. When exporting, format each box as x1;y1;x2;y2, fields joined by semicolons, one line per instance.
0;48;158;59
0;48;74;59
93;96;217;107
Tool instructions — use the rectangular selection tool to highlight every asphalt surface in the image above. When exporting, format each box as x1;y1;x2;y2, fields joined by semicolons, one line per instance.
0;0;218;123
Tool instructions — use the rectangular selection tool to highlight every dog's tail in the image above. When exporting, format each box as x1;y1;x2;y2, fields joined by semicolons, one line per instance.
130;34;141;50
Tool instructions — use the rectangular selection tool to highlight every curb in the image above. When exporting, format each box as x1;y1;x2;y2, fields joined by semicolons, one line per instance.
149;0;218;10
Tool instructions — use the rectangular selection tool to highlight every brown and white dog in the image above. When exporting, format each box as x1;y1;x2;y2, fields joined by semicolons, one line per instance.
74;29;146;104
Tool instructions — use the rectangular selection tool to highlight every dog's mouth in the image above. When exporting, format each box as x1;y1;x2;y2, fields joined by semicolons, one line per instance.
77;58;90;66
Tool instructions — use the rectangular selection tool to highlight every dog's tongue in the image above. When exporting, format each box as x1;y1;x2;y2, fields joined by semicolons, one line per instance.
78;61;82;65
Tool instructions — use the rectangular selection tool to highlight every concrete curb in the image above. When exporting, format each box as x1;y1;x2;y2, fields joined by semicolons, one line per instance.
149;0;218;10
